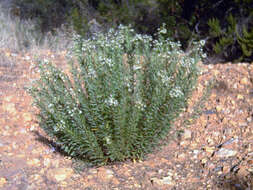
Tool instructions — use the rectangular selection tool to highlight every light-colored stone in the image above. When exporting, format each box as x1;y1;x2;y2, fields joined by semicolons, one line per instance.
0;177;7;187
216;148;237;158
161;176;173;185
216;105;222;112
183;129;192;139
178;153;186;159
23;113;33;123
151;177;162;185
105;169;114;179
2;103;16;114
158;169;163;174
28;174;43;183
237;94;244;100
47;168;73;182
43;158;51;167
205;146;215;154
4;95;13;102
27;158;40;166
240;77;249;85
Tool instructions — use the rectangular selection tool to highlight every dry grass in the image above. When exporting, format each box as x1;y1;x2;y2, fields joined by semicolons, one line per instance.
0;4;73;54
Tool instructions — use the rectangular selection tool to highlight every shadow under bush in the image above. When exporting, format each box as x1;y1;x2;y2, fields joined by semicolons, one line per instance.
27;25;205;166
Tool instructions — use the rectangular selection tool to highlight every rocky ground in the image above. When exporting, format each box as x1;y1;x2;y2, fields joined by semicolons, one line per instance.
0;48;252;190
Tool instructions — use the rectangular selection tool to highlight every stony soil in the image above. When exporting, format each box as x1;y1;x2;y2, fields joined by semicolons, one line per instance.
0;48;253;190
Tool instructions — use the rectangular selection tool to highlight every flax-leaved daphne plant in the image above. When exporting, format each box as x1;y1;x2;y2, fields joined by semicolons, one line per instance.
27;24;205;166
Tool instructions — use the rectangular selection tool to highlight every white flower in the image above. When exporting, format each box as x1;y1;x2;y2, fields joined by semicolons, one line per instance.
169;86;184;98
105;136;112;144
159;28;167;34
105;95;118;106
133;65;142;71
200;40;206;46
135;99;146;111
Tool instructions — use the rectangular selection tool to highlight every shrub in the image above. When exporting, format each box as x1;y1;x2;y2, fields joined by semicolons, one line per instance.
208;13;253;62
27;25;205;166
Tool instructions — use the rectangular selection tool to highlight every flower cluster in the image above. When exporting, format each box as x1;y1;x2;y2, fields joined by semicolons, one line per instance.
169;86;184;98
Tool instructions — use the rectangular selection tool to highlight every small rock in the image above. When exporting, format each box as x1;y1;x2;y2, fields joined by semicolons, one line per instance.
0;177;7;187
52;159;60;168
2;103;16;114
27;158;40;166
47;168;73;182
28;174;43;183
43;158;51;167
201;158;208;165
216;105;223;112
158;169;163;174
161;176;173;185
97;168;114;181
216;148;237;158
4;96;13;102
240;77;249;85
177;153;186;159
223;164;231;173
151;177;162;185
183;129;192;139
105;169;114;179
237;94;244;100
221;137;238;149
205;146;215;154
134;183;141;188
247;117;252;122
89;169;98;174
23;113;33;123
19;128;27;134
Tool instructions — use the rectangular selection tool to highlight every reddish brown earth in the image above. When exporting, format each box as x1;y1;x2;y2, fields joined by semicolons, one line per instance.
0;48;253;190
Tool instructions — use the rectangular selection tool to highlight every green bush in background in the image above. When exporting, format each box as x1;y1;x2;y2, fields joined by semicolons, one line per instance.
207;0;253;62
9;0;253;62
27;25;204;166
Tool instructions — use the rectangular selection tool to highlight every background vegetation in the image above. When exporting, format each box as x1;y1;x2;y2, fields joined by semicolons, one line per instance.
1;0;251;63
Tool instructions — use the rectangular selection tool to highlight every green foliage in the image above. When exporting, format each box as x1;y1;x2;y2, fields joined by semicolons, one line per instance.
208;18;222;37
12;0;73;32
27;25;204;166
70;7;89;37
208;11;253;61
237;26;253;58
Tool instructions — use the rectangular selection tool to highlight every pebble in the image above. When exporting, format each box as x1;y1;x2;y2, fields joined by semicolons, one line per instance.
216;105;223;112
161;176;173;185
216;148;237;158
237;94;244;100
247;117;252;122
158;169;163;174
43;158;51;167
178;153;186;159
183;129;192;139
47;168;73;182
27;158;40;166
23;113;33;123
0;177;7;187
97;168;114;181
2;103;16;114
240;77;249;85
105;169;114;179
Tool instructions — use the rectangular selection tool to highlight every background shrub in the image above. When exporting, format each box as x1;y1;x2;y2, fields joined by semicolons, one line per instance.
27;25;204;166
7;0;253;62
